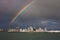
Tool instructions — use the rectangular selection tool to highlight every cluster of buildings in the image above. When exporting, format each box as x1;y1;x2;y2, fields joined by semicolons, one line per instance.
0;26;60;32
8;26;47;32
0;29;3;32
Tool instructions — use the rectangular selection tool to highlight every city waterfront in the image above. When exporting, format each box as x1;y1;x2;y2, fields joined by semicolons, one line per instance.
7;27;60;32
0;26;60;32
0;32;60;40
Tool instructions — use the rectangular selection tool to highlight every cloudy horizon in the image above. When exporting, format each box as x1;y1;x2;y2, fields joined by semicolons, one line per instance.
0;0;60;30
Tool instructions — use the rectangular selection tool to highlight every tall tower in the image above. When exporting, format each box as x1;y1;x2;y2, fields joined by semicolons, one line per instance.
30;26;33;31
45;28;47;31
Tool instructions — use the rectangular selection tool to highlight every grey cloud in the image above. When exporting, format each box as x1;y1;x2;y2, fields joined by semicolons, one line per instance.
21;0;60;20
0;0;30;25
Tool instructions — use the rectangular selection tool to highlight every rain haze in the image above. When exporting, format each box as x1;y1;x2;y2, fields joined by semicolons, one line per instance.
0;0;60;30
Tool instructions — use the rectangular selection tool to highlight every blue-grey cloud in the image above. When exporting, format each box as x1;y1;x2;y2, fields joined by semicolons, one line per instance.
0;0;60;30
12;0;60;29
0;0;30;28
21;0;60;20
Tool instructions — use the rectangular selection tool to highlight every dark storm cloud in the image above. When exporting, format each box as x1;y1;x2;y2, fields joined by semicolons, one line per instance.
8;0;60;29
0;0;30;14
0;0;30;27
21;0;60;21
0;0;60;29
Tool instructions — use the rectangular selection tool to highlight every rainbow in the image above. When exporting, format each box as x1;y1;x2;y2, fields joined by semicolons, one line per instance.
10;0;35;24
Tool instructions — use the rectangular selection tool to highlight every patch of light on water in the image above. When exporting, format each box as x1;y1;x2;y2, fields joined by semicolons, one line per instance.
47;31;60;33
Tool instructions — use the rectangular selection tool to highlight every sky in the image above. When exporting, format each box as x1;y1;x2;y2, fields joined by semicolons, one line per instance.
0;0;60;30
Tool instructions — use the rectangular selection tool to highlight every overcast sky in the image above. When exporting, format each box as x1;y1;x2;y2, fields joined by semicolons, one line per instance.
21;0;60;20
0;0;60;29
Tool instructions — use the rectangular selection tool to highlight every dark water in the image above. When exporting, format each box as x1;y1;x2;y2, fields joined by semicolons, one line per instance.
0;32;60;40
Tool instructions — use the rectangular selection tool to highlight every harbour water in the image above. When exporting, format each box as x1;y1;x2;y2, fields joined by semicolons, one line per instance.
0;32;60;40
